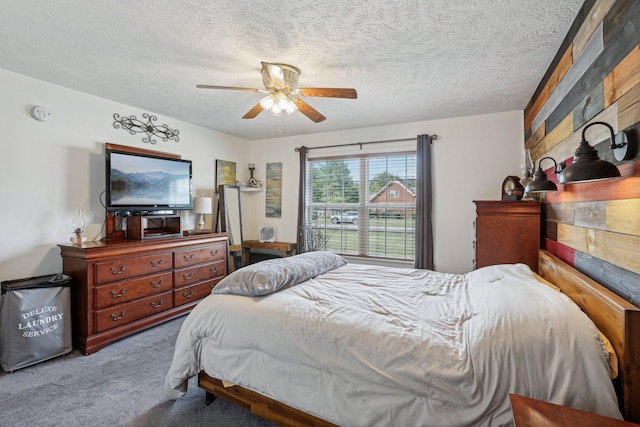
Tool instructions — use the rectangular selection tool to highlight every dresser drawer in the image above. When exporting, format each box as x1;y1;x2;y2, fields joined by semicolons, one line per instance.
173;243;226;269
173;260;225;287
94;272;173;309
173;277;223;306
95;291;173;333
95;252;172;284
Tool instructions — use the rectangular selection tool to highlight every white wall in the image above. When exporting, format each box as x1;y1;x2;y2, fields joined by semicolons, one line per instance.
0;67;524;280
0;69;248;281
244;111;525;273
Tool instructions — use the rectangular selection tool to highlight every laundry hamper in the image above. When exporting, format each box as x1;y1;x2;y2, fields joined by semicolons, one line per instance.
0;273;72;371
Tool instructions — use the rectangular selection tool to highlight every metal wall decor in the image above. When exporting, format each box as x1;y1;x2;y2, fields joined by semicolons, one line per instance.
113;113;180;144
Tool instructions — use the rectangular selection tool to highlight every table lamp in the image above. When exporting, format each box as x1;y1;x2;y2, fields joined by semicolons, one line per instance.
193;195;212;230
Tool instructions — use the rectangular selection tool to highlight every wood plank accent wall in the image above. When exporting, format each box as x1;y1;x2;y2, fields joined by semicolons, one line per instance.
523;0;640;307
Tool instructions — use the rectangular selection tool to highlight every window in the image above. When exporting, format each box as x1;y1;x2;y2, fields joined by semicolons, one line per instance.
304;152;416;261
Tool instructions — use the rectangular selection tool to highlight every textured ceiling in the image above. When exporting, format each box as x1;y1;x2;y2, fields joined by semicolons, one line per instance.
0;0;583;141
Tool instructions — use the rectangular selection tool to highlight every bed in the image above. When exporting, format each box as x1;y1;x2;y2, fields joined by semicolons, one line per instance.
164;250;640;425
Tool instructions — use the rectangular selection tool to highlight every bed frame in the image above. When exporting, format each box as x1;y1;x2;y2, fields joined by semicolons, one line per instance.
198;249;640;424
537;250;640;422
198;374;337;427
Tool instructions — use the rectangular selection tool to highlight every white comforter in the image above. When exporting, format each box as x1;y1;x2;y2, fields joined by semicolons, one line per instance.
164;262;621;426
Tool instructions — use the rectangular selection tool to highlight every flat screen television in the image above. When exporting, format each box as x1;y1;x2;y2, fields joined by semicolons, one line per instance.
106;148;193;213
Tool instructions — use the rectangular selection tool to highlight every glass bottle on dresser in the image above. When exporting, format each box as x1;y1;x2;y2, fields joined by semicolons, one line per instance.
520;149;534;200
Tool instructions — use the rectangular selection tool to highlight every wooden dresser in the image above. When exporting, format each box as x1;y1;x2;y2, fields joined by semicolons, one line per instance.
59;234;227;355
474;200;541;272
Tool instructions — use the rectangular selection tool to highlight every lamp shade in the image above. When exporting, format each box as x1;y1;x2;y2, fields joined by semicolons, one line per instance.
524;156;559;193
525;168;557;193
193;196;212;214
558;152;621;183
558;121;621;184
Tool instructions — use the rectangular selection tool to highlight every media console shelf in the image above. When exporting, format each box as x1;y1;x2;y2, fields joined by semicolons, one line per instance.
59;234;228;355
127;214;181;240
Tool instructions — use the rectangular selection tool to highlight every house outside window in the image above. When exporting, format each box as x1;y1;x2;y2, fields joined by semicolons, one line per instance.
304;152;416;261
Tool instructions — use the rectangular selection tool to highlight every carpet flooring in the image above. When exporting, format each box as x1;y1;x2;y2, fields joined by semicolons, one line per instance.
0;316;277;427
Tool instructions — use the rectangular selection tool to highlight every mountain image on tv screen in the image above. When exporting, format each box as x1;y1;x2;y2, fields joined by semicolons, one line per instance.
109;152;191;206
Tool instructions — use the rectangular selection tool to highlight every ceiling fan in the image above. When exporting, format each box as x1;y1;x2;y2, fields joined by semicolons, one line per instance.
197;62;357;123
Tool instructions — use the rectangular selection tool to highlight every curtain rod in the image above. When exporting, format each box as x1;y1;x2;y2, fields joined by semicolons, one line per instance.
295;134;438;152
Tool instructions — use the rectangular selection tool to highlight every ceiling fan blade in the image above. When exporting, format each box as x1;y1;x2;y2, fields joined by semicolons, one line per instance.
292;99;326;123
298;88;357;99
242;103;263;119
196;85;261;92
261;62;285;89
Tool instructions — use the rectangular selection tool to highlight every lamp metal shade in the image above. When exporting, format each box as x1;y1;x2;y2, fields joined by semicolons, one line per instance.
525;156;560;193
558;121;622;184
525;167;558;193
193;196;213;214
557;139;620;184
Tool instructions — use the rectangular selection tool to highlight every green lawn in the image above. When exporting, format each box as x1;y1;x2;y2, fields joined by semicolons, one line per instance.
315;215;415;229
312;215;415;259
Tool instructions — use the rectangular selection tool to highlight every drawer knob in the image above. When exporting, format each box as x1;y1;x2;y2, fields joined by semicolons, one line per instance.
150;279;164;288
151;299;164;309
209;266;219;274
210;249;219;256
110;311;126;321
182;290;194;298
183;254;195;261
150;259;164;267
109;266;126;275
182;272;194;280
109;288;126;298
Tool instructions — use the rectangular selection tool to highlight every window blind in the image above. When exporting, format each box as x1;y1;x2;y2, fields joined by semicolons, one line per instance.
303;149;417;261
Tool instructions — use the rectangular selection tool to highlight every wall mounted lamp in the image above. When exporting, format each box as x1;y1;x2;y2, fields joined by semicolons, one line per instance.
524;157;564;193
558;121;635;184
193;195;213;229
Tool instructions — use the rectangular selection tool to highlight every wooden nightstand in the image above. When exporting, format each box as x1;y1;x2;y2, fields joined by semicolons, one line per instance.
510;394;639;426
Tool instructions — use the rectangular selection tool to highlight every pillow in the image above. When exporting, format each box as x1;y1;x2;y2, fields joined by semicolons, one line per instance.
213;251;347;296
598;331;619;379
533;272;618;379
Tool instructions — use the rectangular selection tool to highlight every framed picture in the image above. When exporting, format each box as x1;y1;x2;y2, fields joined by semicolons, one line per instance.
215;159;237;190
265;162;282;218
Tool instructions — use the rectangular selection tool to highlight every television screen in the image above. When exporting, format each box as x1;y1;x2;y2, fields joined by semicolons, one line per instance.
106;149;193;212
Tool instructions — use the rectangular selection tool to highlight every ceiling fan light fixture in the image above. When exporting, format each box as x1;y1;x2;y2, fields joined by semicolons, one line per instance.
259;94;276;110
259;92;297;117
262;62;299;91
280;95;297;115
284;99;298;115
276;93;290;110
270;104;282;116
198;62;356;123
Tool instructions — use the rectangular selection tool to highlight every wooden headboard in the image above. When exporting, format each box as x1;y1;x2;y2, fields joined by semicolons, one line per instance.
538;250;640;422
